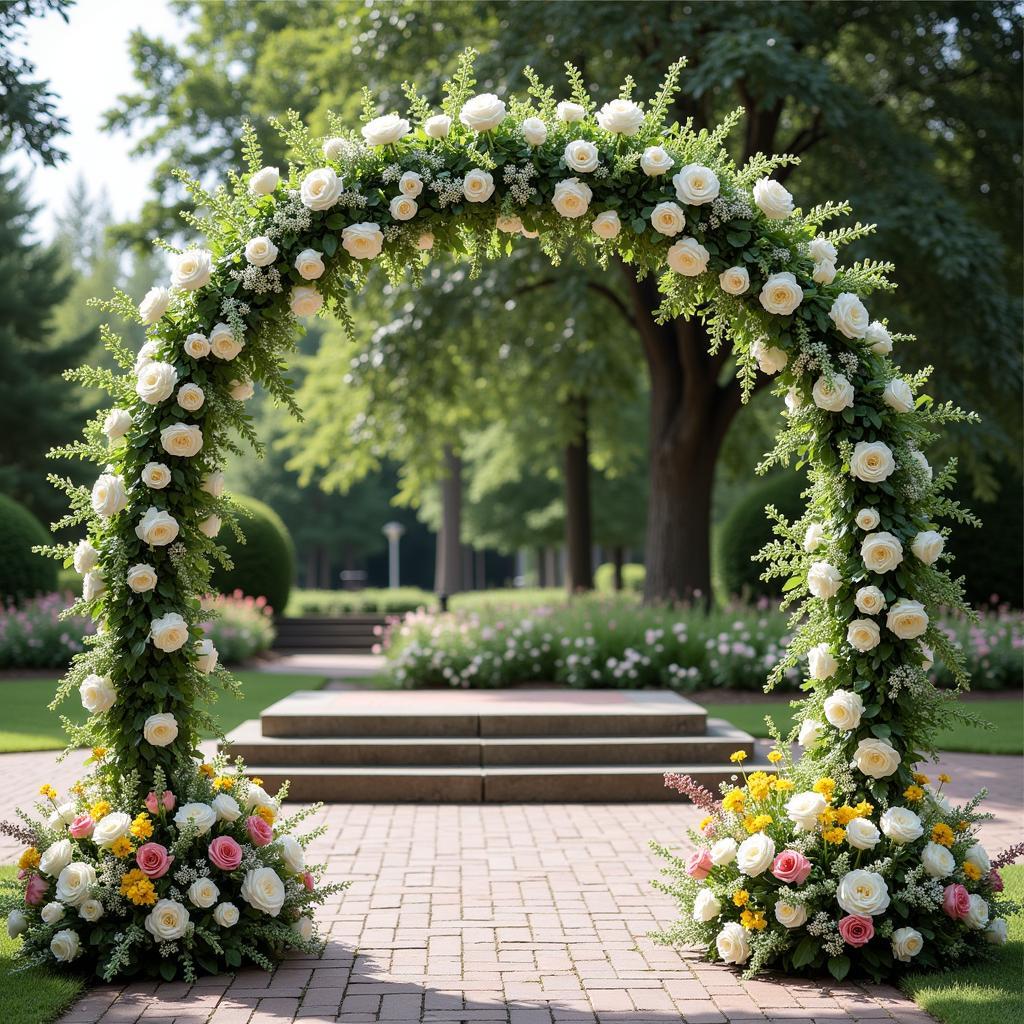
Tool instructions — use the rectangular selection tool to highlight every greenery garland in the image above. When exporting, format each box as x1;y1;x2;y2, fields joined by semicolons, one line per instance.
2;51;1015;981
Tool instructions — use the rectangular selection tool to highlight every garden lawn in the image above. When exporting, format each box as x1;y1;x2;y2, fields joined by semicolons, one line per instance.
702;697;1023;755
0;867;85;1024
902;865;1024;1024
0;672;327;753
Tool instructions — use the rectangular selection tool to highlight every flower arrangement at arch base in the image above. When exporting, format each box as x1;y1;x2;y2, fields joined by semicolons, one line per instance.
1;754;346;981
653;748;1018;981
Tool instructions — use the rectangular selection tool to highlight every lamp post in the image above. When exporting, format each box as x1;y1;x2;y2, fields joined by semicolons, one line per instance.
382;521;405;589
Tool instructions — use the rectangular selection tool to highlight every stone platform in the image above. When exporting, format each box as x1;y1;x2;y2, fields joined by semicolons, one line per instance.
222;689;767;802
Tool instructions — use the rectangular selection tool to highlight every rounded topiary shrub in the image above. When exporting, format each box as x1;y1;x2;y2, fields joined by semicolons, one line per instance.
0;494;57;602
210;495;295;614
715;473;806;599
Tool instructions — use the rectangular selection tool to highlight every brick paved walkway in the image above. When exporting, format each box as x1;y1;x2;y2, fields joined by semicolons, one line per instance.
2;745;1019;1024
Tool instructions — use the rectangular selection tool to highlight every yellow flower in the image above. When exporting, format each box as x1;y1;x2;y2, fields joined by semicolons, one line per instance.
18;847;40;871
255;804;276;825
199;763;215;778
91;747;108;759
743;814;773;834
913;772;930;785
213;776;235;792
70;782;85;796
818;807;838;827
835;805;859;825
39;784;56;799
120;869;157;906
740;909;767;931
938;773;951;784
729;750;748;764
767;749;783;764
823;827;846;845
903;786;924;803
250;777;264;787
111;836;134;859
773;779;794;792
963;862;982;881
747;772;771;800
733;889;750;907
130;814;153;840
956;820;970;832
812;777;836;801
932;823;955;848
699;815;714;831
90;800;111;820
722;789;746;814
854;800;874;817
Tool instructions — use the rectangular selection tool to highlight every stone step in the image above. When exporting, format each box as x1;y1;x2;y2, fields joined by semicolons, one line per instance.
222;717;754;767
258;688;708;739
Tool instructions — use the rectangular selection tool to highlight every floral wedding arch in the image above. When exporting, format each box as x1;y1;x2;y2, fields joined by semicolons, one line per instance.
2;53;1014;983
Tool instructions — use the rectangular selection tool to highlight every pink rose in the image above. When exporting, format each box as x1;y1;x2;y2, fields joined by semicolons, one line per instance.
303;871;315;892
838;914;874;947
68;814;94;839
208;835;243;871
246;815;273;847
24;874;48;905
145;790;176;815
943;883;971;920
136;842;173;879
989;869;1004;893
686;849;713;880
771;850;812;885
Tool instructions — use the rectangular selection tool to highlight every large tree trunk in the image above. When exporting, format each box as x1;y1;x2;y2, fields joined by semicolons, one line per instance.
434;446;463;596
564;395;594;593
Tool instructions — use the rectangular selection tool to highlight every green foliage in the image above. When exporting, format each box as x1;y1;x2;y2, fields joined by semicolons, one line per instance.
0;494;56;601
594;562;645;594
286;587;432;616
210;496;296;614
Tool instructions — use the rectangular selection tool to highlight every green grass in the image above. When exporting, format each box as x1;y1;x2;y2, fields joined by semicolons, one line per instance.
0;672;327;753
0;867;86;1024
702;697;1024;755
902;865;1024;1024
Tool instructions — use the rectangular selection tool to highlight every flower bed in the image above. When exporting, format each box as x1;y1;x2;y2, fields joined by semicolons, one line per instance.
200;591;276;665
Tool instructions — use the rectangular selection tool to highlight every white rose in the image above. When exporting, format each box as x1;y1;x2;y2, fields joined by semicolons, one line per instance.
294;249;325;280
139;286;170;324
911;531;944;565
829;292;870;339
785;791;827;832
715;921;750;965
459;93;505;132
496;214;523;234
911;449;933;483
93;811;131;849
596;98;644;135
552;177;592;219
135;340;160;370
79;899;104;922
855;585;887;616
866;321;893;355
300;167;343;211
812;374;855;413
7;909;28;938
855;508;881;531
174;802;217;835
127;563;157;594
861;532;903;575
275;835;305;874
196;638;219;674
591;211;621;239
143;711;179;747
211;793;240;822
188;878;219;909
520;117;547;146
290;285;324;317
887;599;929;640
667;237;710;277
921;842;955;879
244;784;277;811
837;869;890;916
202;470;225;497
361;112;410;146
293;916;315;942
423;113;451;138
176;383;205;411
82;569;105;601
847;618;881;652
417;231;434;251
564;139;599;173
341;222;384;260
807;561;842;600
639;145;673;176
892;927;923;962
323;136;348;163
919;644;935;670
692;888;722;923
40;900;64;924
171;249;212;291
753;341;788;375
803;523;826;553
719;266;750;295
244;235;278;267
966;894;990;930
248;166;279;196
880;807;923;844
736;832;775;876
151;612;189;652
710;837;737;866
50;928;80;962
103;408;132;441
556;100;586;123
853;738;901;779
136;361;178;405
650;200;685;236
774;902;808;929
807;643;837;680
824;689;864;732
462;168;495;203
850;441;895;483
73;539;98;573
240;867;286;917
846;818;881;851
198;514;222;538
213;902;239;928
136;507;179;547
798;718;825;747
398;171;423;197
160;423;204;458
812;259;836;285
965;844;991;874
80;674;117;714
759;272;803;315
56;862;96;906
184;332;210;359
985;919;1008;945
389;195;418;221
883;378;914;413
145;899;190;941
210;322;244;361
753;177;794;219
91;473;127;518
40;839;73;877
809;237;837;263
673;164;720;205
47;801;76;828
226;379;253;402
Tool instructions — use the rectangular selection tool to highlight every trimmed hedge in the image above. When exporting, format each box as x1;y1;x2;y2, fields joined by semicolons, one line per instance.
210;495;295;614
0;494;56;602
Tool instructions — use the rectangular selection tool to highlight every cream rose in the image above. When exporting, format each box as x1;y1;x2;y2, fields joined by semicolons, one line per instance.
812;373;854;413
244;235;278;267
921;842;955;879
212;793;240;822
591;211;621;239
196;638;219;673
564;139;599;173
50;928;80;962
136;361;178;405
127;563;157;594
911;530;944;565
666;237;710;277
552;178;592;219
845;817;881;850
213;902;239;928
143;712;179;750
160;423;203;458
93;811;131;849
240;867;286;916
809;237;837;263
807;643;837;680
847;618;881;652
176;383;204;412
798;718;824;747
813;259;836;285
556;100;586;123
145;899;190;941
462;168;495;203
417;231;434;250
79;899;104;923
210;322;244;360
188;878;219;909
650;201;685;236
520;117;547;146
184;332;210;359
710;837;737;866
40;839;73;877
837;869;890;916
229;379;254;401
965;844;991;874
673;164;720;205
290;285;324;317
736;832;775;876
861;532;903;574
80;673;116;714
151;612;189;652
496;214;523;234
275;835;305;874
300;167;343;211
911;449;933;482
82;569;105;601
171;249;212;291
887;599;928;640
293;916;315;942
759;272;803;315
361;112;410;146
73;539;98;573
202;470;225;497
423;113;451;138
803;523;826;552
774;902;808;929
719;266;749;295
879;807;923;845
136;507;179;547
855;585;887;615
807;560;842;599
248;166;279;196
341;222;385;260
56;862;96;907
892;927;924;962
90;473;127;518
389;195;418;221
829;292;870;339
752;341;788;375
853;738;901;779
883;378;914;413
824;689;864;732
139;285;170;324
786;790;827;832
753;177;793;219
856;507;881;531
596;98;644;135
692;888;722;923
640;145;673;176
198;514;221;538
103;408;132;441
715;922;750;965
850;441;895;483
866;320;893;355
459;93;505;132
294;249;325;280
174;802;217;835
966;895;990;930
135;339;160;370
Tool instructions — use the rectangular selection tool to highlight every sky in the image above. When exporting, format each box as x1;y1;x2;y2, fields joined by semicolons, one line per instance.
12;0;186;240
